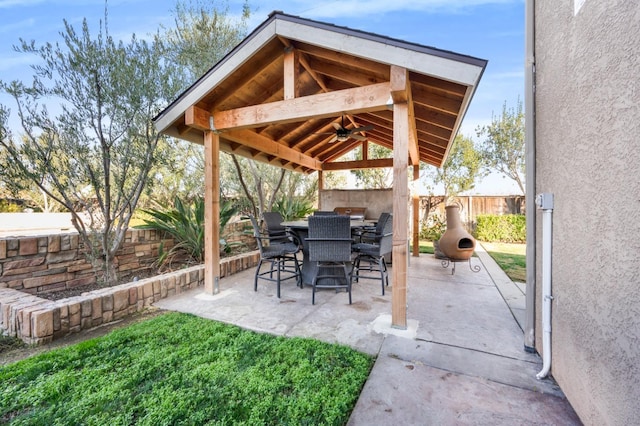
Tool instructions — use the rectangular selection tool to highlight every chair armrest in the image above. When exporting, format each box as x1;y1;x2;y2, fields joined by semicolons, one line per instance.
256;231;287;243
305;237;355;242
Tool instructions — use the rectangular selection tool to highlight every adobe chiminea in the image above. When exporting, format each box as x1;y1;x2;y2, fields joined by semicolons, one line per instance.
438;205;476;260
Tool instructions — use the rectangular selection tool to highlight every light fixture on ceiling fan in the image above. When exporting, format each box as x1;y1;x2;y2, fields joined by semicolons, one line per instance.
320;116;374;143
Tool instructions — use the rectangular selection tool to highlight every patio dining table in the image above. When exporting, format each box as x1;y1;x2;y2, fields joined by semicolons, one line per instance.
281;219;376;285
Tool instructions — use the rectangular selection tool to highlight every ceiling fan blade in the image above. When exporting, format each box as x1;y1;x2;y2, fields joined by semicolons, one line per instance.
349;125;374;133
351;134;366;141
332;122;342;131
328;134;338;143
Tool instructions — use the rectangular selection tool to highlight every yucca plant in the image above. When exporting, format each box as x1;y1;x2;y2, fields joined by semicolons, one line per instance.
136;196;236;269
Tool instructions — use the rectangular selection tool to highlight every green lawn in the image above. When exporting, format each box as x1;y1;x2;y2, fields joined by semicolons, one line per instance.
411;240;434;255
1;312;373;425
480;242;526;283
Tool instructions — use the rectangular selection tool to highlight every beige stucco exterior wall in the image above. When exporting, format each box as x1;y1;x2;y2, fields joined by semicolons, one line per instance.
319;189;393;220
534;1;640;424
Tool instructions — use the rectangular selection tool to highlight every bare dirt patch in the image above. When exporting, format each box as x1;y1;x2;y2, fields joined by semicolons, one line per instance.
35;266;168;301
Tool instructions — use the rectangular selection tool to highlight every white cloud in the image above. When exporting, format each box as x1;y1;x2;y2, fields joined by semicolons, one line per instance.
0;0;43;8
0;18;34;34
0;53;34;72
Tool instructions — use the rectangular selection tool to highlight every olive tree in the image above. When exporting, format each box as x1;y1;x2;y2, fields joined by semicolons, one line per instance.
476;99;525;195
422;134;485;206
143;0;252;208
350;143;393;189
0;16;181;282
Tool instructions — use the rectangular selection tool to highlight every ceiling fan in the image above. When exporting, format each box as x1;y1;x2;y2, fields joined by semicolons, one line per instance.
319;116;374;143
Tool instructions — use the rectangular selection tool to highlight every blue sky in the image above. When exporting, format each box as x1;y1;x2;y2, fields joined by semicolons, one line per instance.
0;0;525;193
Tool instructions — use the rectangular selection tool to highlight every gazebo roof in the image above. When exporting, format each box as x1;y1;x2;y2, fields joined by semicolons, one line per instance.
154;11;487;172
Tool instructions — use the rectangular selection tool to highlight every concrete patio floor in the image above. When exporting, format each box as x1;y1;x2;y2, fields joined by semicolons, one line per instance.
154;245;581;425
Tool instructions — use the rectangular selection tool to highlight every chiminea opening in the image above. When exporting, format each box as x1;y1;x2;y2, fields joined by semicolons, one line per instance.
458;238;474;249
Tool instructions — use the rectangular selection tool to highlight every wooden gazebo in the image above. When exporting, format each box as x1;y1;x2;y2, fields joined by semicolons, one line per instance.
154;11;487;328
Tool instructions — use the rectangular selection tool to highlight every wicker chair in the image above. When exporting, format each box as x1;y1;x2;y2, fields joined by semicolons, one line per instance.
354;212;391;243
351;213;393;295
262;211;297;245
249;215;301;298
305;215;354;304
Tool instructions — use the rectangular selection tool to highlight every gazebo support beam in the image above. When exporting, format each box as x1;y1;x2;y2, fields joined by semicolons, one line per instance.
392;100;409;329
413;165;420;257
390;65;420;166
204;130;221;295
208;82;392;130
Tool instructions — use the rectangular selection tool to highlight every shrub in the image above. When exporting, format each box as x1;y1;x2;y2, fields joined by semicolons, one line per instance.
419;214;446;241
474;214;526;243
0;201;23;213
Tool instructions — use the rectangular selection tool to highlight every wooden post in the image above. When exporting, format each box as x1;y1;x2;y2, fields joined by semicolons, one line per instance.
317;170;324;210
412;165;420;257
204;130;221;294
392;102;409;329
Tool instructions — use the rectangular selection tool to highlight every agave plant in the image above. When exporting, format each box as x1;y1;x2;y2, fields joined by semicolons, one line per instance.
136;196;237;269
272;196;314;221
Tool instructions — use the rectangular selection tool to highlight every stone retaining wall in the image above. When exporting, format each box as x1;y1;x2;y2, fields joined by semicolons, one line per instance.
0;251;260;345
0;229;174;295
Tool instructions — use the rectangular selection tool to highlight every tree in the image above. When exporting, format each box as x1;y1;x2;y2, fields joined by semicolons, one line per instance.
228;154;317;219
0;115;66;212
476;99;525;194
350;143;393;188
0;14;181;282
142;0;252;209
162;0;251;82
422;134;484;206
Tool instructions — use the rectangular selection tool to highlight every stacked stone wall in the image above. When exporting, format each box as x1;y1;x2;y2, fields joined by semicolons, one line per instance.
0;230;173;295
0;251;260;344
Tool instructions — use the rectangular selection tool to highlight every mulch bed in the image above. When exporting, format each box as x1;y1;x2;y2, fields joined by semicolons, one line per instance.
33;246;254;302
35;266;166;301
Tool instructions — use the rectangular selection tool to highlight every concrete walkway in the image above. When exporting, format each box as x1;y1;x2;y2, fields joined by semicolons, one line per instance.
154;247;581;425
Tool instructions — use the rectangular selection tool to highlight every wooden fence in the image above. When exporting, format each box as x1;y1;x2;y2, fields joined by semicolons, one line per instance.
419;195;526;228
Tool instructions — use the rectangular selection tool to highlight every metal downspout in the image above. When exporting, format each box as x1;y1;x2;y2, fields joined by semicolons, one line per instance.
524;0;537;352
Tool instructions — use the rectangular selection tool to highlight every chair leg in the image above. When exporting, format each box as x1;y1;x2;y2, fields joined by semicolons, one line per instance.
382;258;389;288
312;277;317;305
377;257;386;295
343;264;352;304
294;253;302;288
276;258;281;298
352;255;361;282
254;259;263;292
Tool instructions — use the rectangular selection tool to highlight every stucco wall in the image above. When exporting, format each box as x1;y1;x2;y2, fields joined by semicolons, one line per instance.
319;189;393;220
534;1;640;424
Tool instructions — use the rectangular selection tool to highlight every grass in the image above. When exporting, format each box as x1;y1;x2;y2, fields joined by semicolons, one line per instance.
480;241;527;282
0;312;374;425
410;240;434;255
